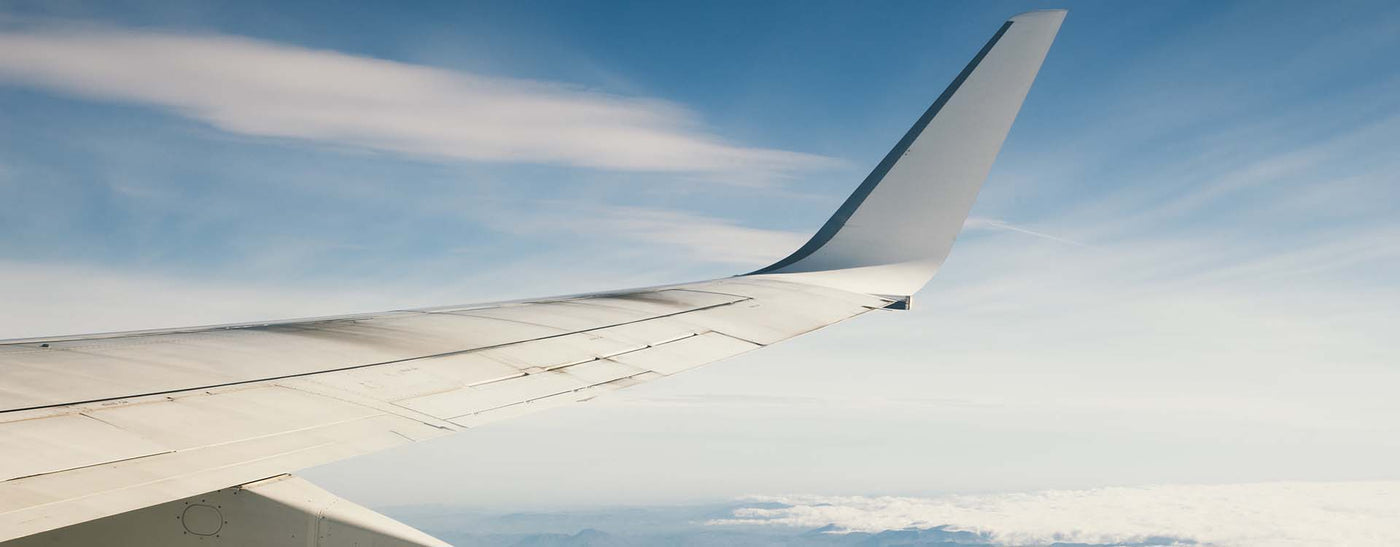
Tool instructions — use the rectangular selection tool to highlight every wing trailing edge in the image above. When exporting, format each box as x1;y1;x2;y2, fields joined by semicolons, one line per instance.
748;10;1066;298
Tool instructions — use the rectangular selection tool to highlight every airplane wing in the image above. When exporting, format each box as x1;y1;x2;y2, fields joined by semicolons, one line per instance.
0;10;1065;546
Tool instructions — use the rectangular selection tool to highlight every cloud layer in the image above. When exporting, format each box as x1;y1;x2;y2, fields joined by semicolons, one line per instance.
0;27;832;179
713;482;1400;547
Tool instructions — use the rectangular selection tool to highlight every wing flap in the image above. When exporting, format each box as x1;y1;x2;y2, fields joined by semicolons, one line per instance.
609;332;760;376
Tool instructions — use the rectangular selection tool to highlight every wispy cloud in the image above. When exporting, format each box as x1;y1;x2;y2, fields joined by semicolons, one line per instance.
963;216;1088;246
479;203;807;266
593;206;805;265
0;26;834;180
712;482;1400;547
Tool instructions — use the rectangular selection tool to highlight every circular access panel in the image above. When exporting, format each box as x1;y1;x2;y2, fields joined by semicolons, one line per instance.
181;504;224;536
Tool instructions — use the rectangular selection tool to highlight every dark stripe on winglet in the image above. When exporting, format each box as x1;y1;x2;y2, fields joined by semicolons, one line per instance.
749;20;1015;275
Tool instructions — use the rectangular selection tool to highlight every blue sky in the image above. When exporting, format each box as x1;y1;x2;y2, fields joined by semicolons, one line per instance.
2;0;1396;292
3;0;1400;540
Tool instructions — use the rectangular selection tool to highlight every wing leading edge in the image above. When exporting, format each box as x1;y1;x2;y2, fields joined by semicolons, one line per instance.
0;11;1064;546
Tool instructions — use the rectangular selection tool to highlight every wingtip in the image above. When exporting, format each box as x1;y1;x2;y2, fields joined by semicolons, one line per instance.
1009;9;1068;24
744;8;1066;297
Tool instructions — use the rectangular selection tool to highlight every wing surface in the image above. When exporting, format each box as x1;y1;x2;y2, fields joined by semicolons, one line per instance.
0;279;888;540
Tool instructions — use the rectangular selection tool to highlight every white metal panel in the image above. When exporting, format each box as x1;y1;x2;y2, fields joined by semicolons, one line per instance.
79;386;381;451
609;332;761;375
446;373;658;429
585;319;699;348
450;301;653;331
5;474;450;547
667;292;871;345
267;475;453;547
0;414;167;482
474;332;641;371
394;371;588;420
0;345;228;411
423;289;743;315
710;277;892;309
555;358;648;384
293;351;524;403
0;411;443;541
569;289;747;314
0;313;562;413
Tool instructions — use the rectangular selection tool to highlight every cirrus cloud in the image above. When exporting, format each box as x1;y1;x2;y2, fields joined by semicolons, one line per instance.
0;26;835;180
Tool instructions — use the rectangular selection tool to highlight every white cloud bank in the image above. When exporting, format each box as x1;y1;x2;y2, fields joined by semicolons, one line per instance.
713;482;1400;547
0;27;832;179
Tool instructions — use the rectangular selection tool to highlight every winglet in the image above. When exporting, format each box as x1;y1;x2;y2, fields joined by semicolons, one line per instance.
747;10;1066;297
